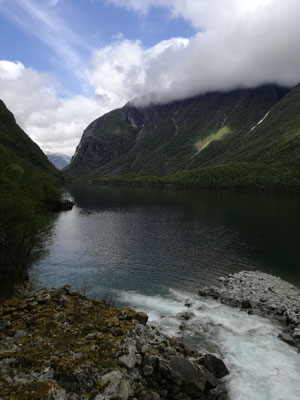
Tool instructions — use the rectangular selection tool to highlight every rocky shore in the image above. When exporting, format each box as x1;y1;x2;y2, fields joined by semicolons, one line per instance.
0;286;229;400
199;270;300;349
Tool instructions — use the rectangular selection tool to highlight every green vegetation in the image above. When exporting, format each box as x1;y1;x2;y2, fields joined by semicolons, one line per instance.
66;84;291;178
90;162;300;192
66;84;300;191
0;287;142;399
0;100;61;298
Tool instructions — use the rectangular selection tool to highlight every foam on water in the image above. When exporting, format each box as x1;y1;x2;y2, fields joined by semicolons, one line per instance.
119;289;300;400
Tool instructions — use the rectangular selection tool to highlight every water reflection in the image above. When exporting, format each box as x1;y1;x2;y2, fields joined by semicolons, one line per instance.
32;185;300;296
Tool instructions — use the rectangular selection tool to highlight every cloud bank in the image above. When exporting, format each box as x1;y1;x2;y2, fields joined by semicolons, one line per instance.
1;0;300;155
102;0;300;105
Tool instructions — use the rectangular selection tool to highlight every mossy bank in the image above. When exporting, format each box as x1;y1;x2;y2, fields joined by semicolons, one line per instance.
0;286;228;400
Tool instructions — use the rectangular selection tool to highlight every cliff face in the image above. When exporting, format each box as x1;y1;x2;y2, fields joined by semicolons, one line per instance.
66;85;292;177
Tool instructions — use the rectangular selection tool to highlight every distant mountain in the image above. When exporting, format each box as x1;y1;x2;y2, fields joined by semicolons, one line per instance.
66;84;296;178
46;152;71;170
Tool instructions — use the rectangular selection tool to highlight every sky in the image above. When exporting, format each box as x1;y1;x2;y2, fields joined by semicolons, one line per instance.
0;0;300;156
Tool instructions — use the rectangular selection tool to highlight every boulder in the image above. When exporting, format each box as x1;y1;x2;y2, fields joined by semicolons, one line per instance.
198;354;229;379
135;312;148;326
176;312;195;321
117;347;137;369
101;370;131;400
185;298;193;308
278;332;296;346
37;293;51;304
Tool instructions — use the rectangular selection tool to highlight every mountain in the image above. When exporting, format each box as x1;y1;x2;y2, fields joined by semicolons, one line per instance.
0;100;58;175
46;152;71;169
0;99;60;297
66;84;298;178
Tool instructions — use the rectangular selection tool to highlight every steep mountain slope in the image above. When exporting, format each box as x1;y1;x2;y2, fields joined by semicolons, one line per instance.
0;100;57;175
46;152;71;169
0;99;60;296
66;85;292;177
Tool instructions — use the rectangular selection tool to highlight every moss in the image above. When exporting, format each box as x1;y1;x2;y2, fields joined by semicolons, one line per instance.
0;287;145;398
0;381;63;400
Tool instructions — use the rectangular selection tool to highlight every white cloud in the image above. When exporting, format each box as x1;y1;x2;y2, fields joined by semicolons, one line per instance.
99;0;300;105
0;61;105;155
86;37;189;109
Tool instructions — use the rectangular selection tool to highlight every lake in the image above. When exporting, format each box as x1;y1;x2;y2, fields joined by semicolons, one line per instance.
32;184;300;400
33;184;300;295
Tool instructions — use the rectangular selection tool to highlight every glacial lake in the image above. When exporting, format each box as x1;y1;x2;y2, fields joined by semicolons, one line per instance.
33;184;300;400
33;184;300;294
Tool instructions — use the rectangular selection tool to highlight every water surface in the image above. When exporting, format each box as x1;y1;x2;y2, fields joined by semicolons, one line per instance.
33;184;300;295
33;184;300;400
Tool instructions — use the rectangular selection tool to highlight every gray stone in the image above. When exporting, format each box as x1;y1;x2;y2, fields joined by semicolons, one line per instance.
37;293;51;304
55;361;99;393
14;330;27;339
175;312;195;321
86;333;97;340
59;295;70;307
292;328;300;339
142;365;154;376
138;390;159;400
63;285;79;296
198;354;229;379
278;332;295;346
185;298;193;308
118;347;137;369
101;370;131;400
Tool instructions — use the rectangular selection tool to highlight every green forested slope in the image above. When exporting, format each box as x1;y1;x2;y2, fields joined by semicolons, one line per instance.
0;100;60;297
66;84;293;177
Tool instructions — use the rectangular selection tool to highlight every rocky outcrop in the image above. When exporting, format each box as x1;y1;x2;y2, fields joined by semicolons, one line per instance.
0;287;228;399
199;271;300;348
53;199;75;211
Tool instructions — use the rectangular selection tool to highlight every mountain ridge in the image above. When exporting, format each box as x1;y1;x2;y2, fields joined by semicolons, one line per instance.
66;84;296;179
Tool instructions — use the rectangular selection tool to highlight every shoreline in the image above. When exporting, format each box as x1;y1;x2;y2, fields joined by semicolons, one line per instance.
199;270;300;349
0;286;229;400
1;270;299;399
63;177;300;194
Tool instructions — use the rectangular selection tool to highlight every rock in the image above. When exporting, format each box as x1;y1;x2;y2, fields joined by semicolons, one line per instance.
143;353;158;369
278;332;296;346
118;347;137;369
37;293;51;304
63;285;79;296
142;365;154;376
198;354;229;379
135;312;148;326
185;298;193;308
54;199;75;211
199;270;300;349
176;312;195;321
86;333;97;340
55;361;99;393
292;328;300;340
241;299;252;309
14;330;28;339
101;370;131;400
59;295;70;307
138;390;160;400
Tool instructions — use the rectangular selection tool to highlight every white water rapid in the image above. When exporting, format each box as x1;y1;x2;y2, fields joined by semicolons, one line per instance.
119;289;300;400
